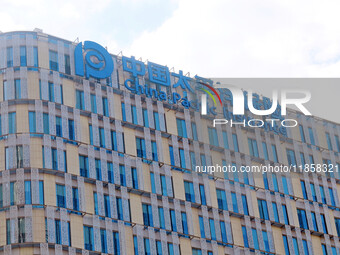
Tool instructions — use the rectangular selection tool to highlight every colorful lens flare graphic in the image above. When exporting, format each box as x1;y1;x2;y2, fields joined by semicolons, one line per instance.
198;82;223;107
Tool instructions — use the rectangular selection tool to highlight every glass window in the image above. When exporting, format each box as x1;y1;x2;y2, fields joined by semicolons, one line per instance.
293;237;299;255
232;133;239;152
15;79;21;99
199;184;206;205
321;214;328;234
335;135;340;152
95;159;101;180
209;218;216;240
72;187;79;211
231;192;238;213
119;165;126;186
68;119;74;140
7;47;13;67
282;204;289;225
208;127;219;146
242;226;248;248
113;232;120;255
220;221;228;243
158;207;165;229
33;47;39;67
116;197;123;220
18;218;25;243
216;188;228;210
272;202;279;222
76;90;84;110
262;142;269;160
90;94;97;113
192;122;198;141
8;112;16;134
303;240;309;255
199;216;205;238
272;144;278;163
56;184;65;208
222;131;229;149
262;231;270;252
170;209;177;232
136;137;146;159
100;229;107;253
248;138;259;157
326;132;333;150
153;112;160;131
299;125;306;142
20;46;27;66
258;199;269;220
102;97;109;117
311;212;318;232
43;113;49;134
56;116;62;137
242;195;249;215
297;208;308;229
29;112;36;133
283;235;290;255
142;204;153;227
79;155;89;178
184;181;195;203
24;181;32;204
176;118;187;138
49;50;58;71
84;226;94;250
182;212;188;234
64;54;71;75
143;109;149;127
131;105;138;124
152;141;158;161
286;149;297;166
252;228;259;250
132;167;138;189
308;127;315;145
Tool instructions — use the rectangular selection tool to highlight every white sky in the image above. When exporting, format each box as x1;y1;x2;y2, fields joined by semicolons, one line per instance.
1;0;340;122
2;0;340;78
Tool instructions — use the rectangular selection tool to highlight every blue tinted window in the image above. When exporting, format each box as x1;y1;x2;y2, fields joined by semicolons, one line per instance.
271;144;278;163
33;47;38;67
232;133;239;152
208;127;219;146
272;202;279;222
90;94;97;113
29;112;36;133
299;125;306;142
143;109;149;127
283;235;290;255
216;189;228;210
209;218;216;240
158;207;165;229
84;226;93;250
301;181;308;199
258;199;269;220
142;204;153;227
176;118;187;138
24;181;31;204
49;50;58;71
170;209;177;232
199;216;205;238
282;204;289;225
231;192;238;213
20;46;27;66
192;122;198;141
199;184;206;205
102;97;109;117
252;228;259;250
242;195;249;215
222;131;229;149
182;212;188;234
262;142;269;160
242;226;248;248
308;127;315;145
297;209;308;229
184;181;195;203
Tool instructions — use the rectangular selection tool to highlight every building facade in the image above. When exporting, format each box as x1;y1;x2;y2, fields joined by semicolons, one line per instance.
0;30;339;255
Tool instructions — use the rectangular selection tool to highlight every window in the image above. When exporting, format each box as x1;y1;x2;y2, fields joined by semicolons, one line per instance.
336;135;340;152
159;207;165;229
19;46;27;66
272;202;279;222
76;90;85;110
282;204;289;225
43;113;49;134
132;167;138;189
220;221;228;243
131;105;138;124
170;209;177;231
232;133;239;152
252;228;259;250
15;79;21;99
142;204;153;227
209;218;216;240
192;122;198;141
156;241;162;255
179;148;186;169
199;184;206;205
113;232;120;255
262;231;270;253
176;118;187;138
153;112;160;131
293;237;299;255
136;137;146;159
300;152;306;168
103;195;111;217
308;127;315;145
299;125;306;142
64;54;71;74
326;132;333;150
231;192;238;213
152;141;158;161
55;219;62;244
49;50;58;71
73;187;79;211
56;184;66;208
262;142;269;160
119;165;126;186
68;119;74;140
329;188;336;207
297;209;308;229
100;229;107;253
90;94;97;113
319;185;326;204
182;212;188;234
248;138;259;157
29;112;36;133
142;109;149;127
8;112;16;134
242;195;249;215
310;183;317;201
216;188;228;210
95;159;101;180
33;47;39;67
208;127;219;146
6;146;23;169
102;97;109;117
282;176;289;195
56;116;62;137
283;235;290;255
335;218;340;237
116;197;123;220
242;226;249;248
107;162;114;184
18;218;25;243
7;47;13;67
303;240;309;255
6;219;10;244
10;182;16;205
144;238;150;255
184;181;195;203
258;199;269;220
286;149;296;166
111;131;118;151
79;155;89;178
190;151;196;170
199;216;205;238
192;248;202;255
222;131;229;149
311;212;318;231
271;144;278;163
84;226;94;250
24;181;32;204
321;214;328;234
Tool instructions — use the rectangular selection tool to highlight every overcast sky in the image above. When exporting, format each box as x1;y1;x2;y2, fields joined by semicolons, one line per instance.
1;0;340;122
2;0;340;78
